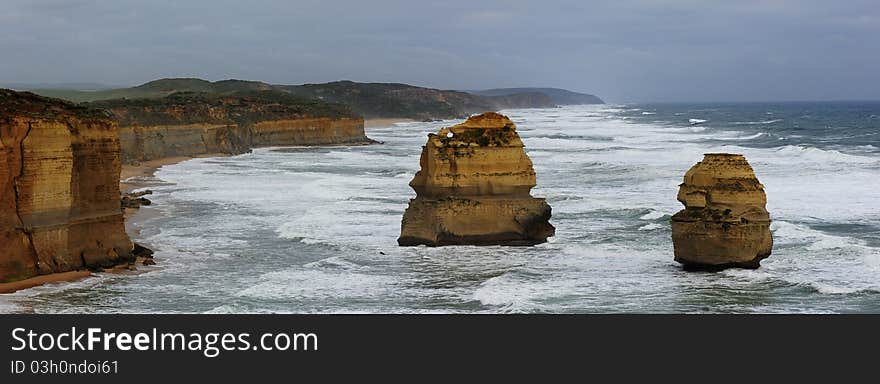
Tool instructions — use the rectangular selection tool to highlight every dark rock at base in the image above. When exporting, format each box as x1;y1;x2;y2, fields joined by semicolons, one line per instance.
132;243;154;258
122;190;153;209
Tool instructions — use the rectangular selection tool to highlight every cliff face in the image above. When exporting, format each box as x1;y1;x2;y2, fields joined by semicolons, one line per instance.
251;117;365;147
398;112;555;246
0;90;133;283
89;91;370;164
118;124;250;164
671;154;773;270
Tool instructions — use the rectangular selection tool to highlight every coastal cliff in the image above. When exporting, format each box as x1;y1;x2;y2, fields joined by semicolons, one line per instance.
671;153;773;270
398;112;555;246
30;78;603;121
0;90;133;283
88;91;370;164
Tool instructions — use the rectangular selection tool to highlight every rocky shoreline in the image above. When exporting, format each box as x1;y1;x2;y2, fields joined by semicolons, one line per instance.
1;91;778;296
0;89;388;293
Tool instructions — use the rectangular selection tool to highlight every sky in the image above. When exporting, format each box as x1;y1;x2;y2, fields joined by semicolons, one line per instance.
1;0;878;102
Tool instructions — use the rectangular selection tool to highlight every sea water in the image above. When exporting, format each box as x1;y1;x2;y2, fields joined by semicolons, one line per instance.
3;102;879;313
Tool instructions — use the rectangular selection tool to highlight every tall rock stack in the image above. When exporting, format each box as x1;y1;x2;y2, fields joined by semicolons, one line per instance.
0;90;134;283
398;112;555;246
671;153;773;270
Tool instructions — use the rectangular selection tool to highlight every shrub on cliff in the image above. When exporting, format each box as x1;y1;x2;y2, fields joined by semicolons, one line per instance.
86;90;359;127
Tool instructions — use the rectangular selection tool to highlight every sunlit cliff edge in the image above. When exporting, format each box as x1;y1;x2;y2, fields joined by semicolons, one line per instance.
0;90;134;283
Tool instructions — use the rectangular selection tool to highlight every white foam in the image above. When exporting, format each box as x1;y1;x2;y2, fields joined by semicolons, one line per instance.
12;103;877;314
728;132;766;140
638;223;664;231
809;283;866;295
236;266;395;301
772;145;879;164
771;221;866;251
731;119;783;125
640;210;667;220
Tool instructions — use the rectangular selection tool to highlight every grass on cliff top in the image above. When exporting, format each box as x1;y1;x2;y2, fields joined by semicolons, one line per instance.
29;78;276;103
86;90;359;126
27;77;598;121
0;89;111;121
279;81;491;120
31;78;480;120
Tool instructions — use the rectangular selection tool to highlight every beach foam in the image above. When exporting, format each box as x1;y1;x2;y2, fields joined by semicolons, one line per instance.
5;103;879;314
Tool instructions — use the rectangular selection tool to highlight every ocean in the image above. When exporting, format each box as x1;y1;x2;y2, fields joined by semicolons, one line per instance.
2;102;879;313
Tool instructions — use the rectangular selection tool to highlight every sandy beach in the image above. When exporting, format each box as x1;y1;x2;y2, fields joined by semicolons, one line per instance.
121;153;229;193
0;271;93;294
3;122;405;295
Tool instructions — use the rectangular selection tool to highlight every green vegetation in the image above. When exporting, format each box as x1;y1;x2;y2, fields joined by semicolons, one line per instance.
86;90;357;126
470;87;605;105
27;77;604;120
29;78;277;103
279;81;493;120
0;89;110;121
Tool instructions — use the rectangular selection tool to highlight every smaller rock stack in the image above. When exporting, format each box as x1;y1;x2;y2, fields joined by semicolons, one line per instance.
671;153;773;270
398;112;555;246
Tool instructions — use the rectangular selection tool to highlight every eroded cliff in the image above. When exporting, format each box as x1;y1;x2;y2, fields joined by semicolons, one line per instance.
1;90;133;283
88;91;370;164
398;112;555;246
671;153;773;270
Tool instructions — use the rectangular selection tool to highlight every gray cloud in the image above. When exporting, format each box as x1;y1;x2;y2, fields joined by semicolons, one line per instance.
1;0;878;102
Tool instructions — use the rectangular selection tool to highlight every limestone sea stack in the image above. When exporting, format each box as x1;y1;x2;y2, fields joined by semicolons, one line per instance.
398;112;555;246
671;153;773;270
1;90;134;283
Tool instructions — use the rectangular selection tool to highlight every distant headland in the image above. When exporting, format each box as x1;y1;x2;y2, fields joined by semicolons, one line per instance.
15;78;604;120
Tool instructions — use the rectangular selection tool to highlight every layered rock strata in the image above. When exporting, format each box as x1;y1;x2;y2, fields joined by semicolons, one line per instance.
88;91;370;164
398;112;554;246
1;90;134;283
671;153;773;270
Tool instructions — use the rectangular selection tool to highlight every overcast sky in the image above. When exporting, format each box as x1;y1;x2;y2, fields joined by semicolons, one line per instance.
1;0;878;102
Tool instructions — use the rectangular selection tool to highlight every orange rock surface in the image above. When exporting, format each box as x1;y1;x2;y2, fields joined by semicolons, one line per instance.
91;93;371;165
671;153;773;270
399;112;555;246
1;90;133;283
